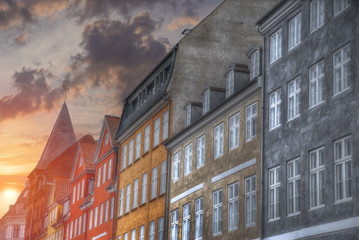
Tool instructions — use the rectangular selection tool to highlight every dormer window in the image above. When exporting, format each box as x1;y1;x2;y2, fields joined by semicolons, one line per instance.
203;89;210;114
79;156;83;167
185;104;191;127
105;133;109;145
250;51;259;80
226;71;234;98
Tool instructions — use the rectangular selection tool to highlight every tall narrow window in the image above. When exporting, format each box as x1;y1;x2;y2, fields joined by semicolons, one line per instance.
182;204;191;240
125;184;131;213
105;133;109;145
74;219;77;237
110;197;114;220
149;221;155;240
81;179;85;198
73;186;76;203
269;166;280;221
128;139;134;165
229;113;240;150
108;159;112;180
250;51;260;80
172;152;181;182
288;13;302;50
246;102;257;141
310;0;325;32
139;225;145;240
158;217;164;240
124;233;128;240
133;178;139;208
334;136;352;202
196;135;205;169
214;123;224;159
228;182;239;231
245;175;256;226
213;189;222;236
203;89;210;114
310;147;325;208
151;167;158;199
154;117;160;147
83;213;86;233
334;0;350;15
89;210;93;230
287;159;300;215
226;71;234;98
141;173;148;204
288;78;300;120
105;200;109;222
94;207;98;228
195;198;203;240
162;110;169;141
160;160;167;195
131;229;136;240
102;163;107;183
77;183;80;201
185;104;191;127
309;61;324;108
99;203;104;225
144;125;150;153
135;132;141;160
184;143;192;176
121;145;127;170
270;29;282;63
118;188;124;216
171;210;179;240
269;90;281;130
70;221;73;239
333;44;350;95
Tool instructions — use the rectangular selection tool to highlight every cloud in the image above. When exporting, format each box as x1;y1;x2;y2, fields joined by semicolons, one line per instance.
14;31;29;45
168;15;200;31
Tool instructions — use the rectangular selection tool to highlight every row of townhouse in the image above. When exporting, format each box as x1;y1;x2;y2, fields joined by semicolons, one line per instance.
23;0;358;240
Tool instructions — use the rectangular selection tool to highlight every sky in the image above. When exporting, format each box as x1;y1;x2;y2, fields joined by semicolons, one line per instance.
0;0;223;219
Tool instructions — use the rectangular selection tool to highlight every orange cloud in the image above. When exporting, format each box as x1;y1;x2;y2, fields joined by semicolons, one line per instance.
14;31;30;45
167;15;200;31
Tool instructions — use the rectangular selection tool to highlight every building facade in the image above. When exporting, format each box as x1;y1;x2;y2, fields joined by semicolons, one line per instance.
257;0;359;239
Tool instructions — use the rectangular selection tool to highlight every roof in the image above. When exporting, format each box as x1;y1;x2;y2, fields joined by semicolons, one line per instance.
54;177;71;202
36;103;76;169
105;115;121;145
78;135;97;170
47;140;78;178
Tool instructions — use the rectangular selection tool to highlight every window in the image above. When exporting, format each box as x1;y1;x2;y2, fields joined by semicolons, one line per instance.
269;166;280;221
83;213;86;233
121;145;127;170
99;203;104;225
270;29;282;63
334;136;352;202
13;225;20;238
102;163;107;183
269;90;281;130
158;217;164;240
141;173;148;204
229;113;240;150
144;125;150;153
105;200;109;222
196;135;205;169
288;13;302;50
160;160;167;195
131;229;136;240
310;147;325;208
124;233;128;240
149;221;155;240
110;197;114;220
333;44;350;95
212;189;222;235
136;132;141;160
203;89;210;114
172;152;181;181
125;184;131;213
129;140;134;165
105;133;109;145
133;178;139;208
226;71;234;97
171;210;179;240
94;207;98;228
195;198;203;240
151;167;158;199
139;225;145;240
287;159;300;215
310;0;325;32
89;210;93;230
185;104;191;127
246;102;257;141
79;156;83;167
162;110;169;141
184;143;192;176
119;188;124;216
228;182;239;231
334;0;350;15
245;175;256;226
78;216;82;236
81;179;84;198
182;204;191;240
214;123;224;159
309;61;324;108
70;221;73;239
108;159;112;180
77;182;80;201
250;51;260;80
288;78;300;120
154;117;160;147
74;219;77;237
72;186;76;204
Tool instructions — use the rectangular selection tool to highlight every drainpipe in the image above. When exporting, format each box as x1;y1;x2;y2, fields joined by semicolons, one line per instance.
164;98;172;240
112;147;119;240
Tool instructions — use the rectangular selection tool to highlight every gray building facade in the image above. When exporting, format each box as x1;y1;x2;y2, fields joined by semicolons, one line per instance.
257;0;359;239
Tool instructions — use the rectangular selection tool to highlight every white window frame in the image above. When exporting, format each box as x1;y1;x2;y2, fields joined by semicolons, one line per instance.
195;197;203;240
89;210;93;230
172;152;181;182
149;221;155;240
333;44;350;96
246;102;257;141
245;175;256;227
288;12;302;50
228;182;239;231
196;135;205;169
128;139;134;165
185;104;191;127
94;207;98;228
110;197;114;220
151;167;158;199
119;188;124;216
121;145;127;170
214;123;224;159
105;133;109;145
131;229;136;240
334;0;350;16
212;189;222;236
99;203;104;225
141;173;148;204
135;132;141;160
72;186;76;204
268;166;280;221
160;160;167;195
287;158;300;216
81;179;85;198
139;225;145;240
108;158;112;180
144;125;150;153
310;0;325;33
229;113;240;150
124;233;128;240
83;213;86;233
226;71;234;98
154;117;161;147
162;110;169;141
270;28;282;63
125;184;131;213
77;182;80;201
133;178;139;208
102;163;107;184
250;50;260;80
309;61;324;108
309;147;325;209
184;143;192;176
105;200;109;222
269;89;281;130
203;89;210;114
182;203;191;240
288;78;301;121
171;210;179;240
334;136;352;202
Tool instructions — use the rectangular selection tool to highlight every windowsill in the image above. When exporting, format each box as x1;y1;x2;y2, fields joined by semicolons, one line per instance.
288;42;302;52
333;87;350;98
142;151;149;158
269;125;281;132
246;136;257;143
120;168;126;173
333;6;350;18
309;204;325;211
228;227;238;232
229;145;239;152
308;101;325;111
149;197;157;203
127;163;133;168
245;223;256;228
214;154;223;160
131;206;138;212
196;164;204;170
268;217;280;223
139;202;146;208
310;24;325;35
158;193;166;198
287;212;300;217
172;178;179;183
134;157;140;163
334;197;352;205
123;212;129;216
270;56;282;66
213;232;222;237
161;138;169;145
287;114;300;123
152;144;159;151
184;172;192;177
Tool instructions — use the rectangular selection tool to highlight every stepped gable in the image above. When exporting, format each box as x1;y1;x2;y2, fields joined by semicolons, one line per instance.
36;103;77;169
47;141;78;178
54;177;71;202
79;135;97;170
105;115;120;146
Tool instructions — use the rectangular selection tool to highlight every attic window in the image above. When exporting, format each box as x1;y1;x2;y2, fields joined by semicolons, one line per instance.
226;71;234;98
79;156;83;167
185;104;191;127
250;51;260;80
203;89;210;114
105;133;109;145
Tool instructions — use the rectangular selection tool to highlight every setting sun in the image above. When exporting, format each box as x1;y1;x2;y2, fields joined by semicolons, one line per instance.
4;189;17;198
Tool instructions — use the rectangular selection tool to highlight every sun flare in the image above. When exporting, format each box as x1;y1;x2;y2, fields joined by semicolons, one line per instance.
3;189;18;199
